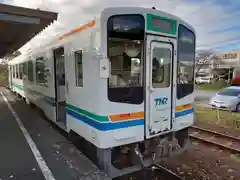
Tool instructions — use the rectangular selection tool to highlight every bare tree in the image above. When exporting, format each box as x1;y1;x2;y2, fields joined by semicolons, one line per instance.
195;49;215;74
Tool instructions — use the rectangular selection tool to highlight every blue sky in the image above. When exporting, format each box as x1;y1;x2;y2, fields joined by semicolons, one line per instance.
1;0;240;53
208;0;240;51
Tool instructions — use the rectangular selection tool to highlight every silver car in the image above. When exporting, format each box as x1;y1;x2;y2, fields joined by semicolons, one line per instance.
209;86;240;112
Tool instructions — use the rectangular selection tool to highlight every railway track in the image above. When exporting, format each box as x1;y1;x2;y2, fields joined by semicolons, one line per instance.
150;164;185;180
115;164;184;180
189;126;240;154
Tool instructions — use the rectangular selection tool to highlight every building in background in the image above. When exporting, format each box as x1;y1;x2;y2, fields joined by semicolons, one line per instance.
195;50;240;81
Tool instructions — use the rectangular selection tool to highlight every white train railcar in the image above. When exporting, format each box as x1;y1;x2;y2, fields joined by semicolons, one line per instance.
8;7;196;178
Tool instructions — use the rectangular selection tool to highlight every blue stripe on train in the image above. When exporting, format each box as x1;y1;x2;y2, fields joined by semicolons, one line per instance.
175;108;194;118
66;108;144;131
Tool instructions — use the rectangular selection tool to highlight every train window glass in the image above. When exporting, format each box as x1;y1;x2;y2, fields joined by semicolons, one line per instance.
16;64;19;79
23;62;28;78
108;38;143;104
14;65;16;78
9;66;12;78
13;65;15;78
75;50;83;87
36;57;47;85
19;63;23;79
107;14;145;40
107;15;144;104
11;66;13;78
152;47;171;88
15;65;17;78
28;60;34;82
19;64;21;79
177;25;195;99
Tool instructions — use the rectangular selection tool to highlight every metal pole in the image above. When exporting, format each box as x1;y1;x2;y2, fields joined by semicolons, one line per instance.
228;67;230;84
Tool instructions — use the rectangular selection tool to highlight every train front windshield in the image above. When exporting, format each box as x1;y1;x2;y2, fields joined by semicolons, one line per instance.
107;15;145;104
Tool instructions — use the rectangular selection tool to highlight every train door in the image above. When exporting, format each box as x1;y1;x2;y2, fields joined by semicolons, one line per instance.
145;35;176;139
53;47;66;127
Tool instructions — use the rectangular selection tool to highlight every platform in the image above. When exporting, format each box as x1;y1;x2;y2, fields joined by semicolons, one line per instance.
0;87;111;180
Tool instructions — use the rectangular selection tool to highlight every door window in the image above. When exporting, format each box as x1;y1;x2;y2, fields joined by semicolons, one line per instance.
152;47;171;88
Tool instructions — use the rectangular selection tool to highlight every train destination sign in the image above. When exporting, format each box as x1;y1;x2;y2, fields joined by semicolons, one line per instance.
147;14;177;35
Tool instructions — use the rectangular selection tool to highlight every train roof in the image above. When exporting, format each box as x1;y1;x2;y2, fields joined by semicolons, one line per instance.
8;6;195;64
0;3;58;58
8;53;28;64
101;7;195;33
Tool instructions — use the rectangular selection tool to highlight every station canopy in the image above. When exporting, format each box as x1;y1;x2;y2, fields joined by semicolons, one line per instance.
0;3;58;58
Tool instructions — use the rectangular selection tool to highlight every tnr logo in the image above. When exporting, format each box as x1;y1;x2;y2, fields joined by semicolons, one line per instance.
154;97;168;106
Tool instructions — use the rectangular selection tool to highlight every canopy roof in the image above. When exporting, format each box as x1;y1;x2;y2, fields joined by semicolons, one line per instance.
0;3;58;58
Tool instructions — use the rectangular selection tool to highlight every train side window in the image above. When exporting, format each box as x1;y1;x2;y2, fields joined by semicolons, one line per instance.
36;57;47;85
74;50;83;87
19;63;23;79
177;25;195;99
15;65;17;78
16;64;19;79
13;65;15;78
15;65;16;78
23;62;28;79
28;60;34;82
9;65;12;78
11;65;13;78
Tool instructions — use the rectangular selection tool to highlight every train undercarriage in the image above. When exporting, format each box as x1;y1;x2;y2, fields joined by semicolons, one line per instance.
74;127;190;178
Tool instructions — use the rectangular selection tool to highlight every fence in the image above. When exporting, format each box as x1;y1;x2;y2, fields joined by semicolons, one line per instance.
195;104;240;129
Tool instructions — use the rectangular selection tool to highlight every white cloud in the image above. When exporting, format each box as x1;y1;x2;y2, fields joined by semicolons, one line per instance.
4;0;240;52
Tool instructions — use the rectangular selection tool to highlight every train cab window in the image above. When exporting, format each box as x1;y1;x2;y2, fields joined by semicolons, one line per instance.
177;25;195;99
107;15;145;104
152;47;171;88
36;57;47;85
28;60;34;82
74;50;83;87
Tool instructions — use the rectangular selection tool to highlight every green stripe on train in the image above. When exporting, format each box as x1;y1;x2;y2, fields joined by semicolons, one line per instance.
12;83;23;90
66;104;109;122
11;82;109;122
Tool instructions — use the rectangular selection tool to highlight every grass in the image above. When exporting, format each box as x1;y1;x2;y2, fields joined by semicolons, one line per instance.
196;82;229;91
230;153;240;163
195;104;240;129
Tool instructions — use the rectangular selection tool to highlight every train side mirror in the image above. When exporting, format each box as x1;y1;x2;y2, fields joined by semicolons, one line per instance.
100;58;111;78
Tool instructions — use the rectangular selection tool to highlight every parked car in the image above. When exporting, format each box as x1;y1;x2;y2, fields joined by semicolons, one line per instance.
209;86;240;111
196;77;211;84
